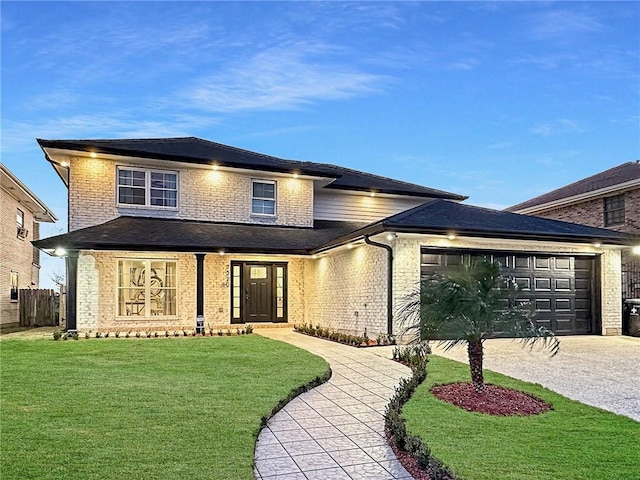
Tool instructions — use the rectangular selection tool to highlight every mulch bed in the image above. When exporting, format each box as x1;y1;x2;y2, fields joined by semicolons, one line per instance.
386;428;432;480
431;382;552;416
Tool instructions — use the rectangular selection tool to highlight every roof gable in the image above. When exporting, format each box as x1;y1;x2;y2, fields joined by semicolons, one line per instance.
507;161;640;212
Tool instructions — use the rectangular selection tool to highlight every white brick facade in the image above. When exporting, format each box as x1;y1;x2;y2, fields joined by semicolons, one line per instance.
67;156;313;231
305;244;388;337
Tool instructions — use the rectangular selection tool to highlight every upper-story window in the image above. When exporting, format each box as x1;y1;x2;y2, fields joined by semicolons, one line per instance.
117;167;178;208
604;194;625;226
16;209;24;228
252;180;276;216
16;209;27;239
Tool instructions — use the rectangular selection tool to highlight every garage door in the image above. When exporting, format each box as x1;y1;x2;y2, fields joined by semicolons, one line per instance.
420;249;598;336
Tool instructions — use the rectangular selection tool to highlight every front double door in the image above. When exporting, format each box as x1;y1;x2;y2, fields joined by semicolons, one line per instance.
231;262;287;324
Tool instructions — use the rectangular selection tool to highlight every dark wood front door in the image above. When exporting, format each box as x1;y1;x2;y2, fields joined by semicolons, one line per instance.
244;264;273;322
231;262;288;324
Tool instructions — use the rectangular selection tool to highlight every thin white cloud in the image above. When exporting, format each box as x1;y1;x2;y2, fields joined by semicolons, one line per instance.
527;9;603;40
179;43;386;113
531;119;585;137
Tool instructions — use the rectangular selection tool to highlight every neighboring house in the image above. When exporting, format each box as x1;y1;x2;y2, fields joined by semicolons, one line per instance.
1;163;57;325
34;138;634;337
507;161;640;302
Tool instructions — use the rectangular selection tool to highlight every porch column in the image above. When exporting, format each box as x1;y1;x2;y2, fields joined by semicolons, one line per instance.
65;250;79;332
196;253;205;332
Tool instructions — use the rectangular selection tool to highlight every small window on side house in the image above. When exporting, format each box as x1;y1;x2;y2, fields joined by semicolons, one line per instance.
10;271;19;301
604;194;625;226
16;209;27;239
251;180;276;216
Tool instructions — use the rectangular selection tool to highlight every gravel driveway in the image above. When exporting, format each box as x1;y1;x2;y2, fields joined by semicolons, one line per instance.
431;335;640;422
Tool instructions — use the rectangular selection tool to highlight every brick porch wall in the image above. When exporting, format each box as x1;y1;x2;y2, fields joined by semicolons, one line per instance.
305;244;388;337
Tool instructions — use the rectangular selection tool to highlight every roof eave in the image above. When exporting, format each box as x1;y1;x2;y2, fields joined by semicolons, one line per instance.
508;178;640;214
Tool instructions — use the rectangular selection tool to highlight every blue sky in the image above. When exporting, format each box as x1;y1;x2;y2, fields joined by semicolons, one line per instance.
2;1;639;287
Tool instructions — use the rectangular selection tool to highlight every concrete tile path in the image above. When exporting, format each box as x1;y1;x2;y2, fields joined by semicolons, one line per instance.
254;329;413;480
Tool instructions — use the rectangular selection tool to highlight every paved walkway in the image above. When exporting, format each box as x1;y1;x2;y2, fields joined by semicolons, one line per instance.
432;335;640;422
254;329;413;480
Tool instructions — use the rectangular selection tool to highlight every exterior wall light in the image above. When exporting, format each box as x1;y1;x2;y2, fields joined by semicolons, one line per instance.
311;254;317;259
593;242;602;248
218;250;225;256
212;164;219;171
54;247;67;257
293;173;299;179
347;243;354;249
370;191;376;197
633;246;640;255
447;234;456;240
61;161;69;167
386;233;395;241
90;152;97;158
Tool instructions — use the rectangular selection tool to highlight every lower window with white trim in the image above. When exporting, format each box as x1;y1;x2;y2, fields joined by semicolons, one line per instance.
117;259;177;316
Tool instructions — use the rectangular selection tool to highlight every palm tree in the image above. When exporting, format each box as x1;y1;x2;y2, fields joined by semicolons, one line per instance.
397;258;559;393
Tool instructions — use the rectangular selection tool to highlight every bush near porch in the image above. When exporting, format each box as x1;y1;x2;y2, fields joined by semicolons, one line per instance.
402;356;640;480
1;336;329;480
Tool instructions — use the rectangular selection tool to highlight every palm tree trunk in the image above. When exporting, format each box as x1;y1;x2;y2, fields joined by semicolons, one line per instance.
467;340;485;393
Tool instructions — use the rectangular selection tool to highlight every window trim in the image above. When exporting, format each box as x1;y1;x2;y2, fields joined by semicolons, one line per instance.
603;194;625;227
251;179;277;217
116;166;179;210
10;271;19;302
115;258;179;318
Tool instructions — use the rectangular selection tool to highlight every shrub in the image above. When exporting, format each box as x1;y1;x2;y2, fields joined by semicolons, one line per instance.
52;329;61;341
245;324;254;334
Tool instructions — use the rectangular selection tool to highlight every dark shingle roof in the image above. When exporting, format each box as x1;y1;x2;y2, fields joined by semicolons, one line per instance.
363;199;633;244
506;161;640;212
37;137;466;200
33;200;634;254
32;217;369;254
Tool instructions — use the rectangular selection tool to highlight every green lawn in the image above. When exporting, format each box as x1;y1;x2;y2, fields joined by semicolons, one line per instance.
0;335;329;480
403;356;640;480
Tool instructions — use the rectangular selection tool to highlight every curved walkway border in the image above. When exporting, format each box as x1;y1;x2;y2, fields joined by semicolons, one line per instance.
254;329;414;480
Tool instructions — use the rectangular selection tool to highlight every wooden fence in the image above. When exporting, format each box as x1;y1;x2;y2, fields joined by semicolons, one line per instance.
19;289;60;327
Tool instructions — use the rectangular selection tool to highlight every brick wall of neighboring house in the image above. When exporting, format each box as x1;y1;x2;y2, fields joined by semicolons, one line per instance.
305;244;388;337
68;156;314;231
0;188;39;325
533;188;640;234
391;236;622;336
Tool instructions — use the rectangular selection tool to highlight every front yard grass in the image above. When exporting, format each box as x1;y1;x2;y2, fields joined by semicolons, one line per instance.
0;335;329;479
402;355;639;480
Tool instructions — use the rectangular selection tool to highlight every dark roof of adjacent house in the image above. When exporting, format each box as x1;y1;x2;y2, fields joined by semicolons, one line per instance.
354;199;634;245
37;137;466;200
33;200;634;255
32;217;369;255
506;161;640;212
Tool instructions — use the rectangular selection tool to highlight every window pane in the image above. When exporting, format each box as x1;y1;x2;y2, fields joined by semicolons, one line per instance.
150;172;177;207
16;209;24;228
118;169;146;187
253;181;275;199
119;186;146;205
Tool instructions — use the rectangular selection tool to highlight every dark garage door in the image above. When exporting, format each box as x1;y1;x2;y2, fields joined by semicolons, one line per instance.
420;249;599;336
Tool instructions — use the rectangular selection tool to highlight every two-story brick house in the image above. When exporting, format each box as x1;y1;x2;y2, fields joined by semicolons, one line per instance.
507;161;640;305
34;138;634;337
1;163;57;325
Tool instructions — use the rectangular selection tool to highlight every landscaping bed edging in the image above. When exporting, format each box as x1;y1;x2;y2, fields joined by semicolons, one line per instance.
386;345;461;480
